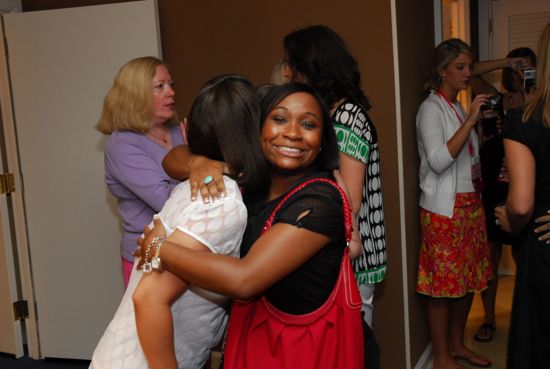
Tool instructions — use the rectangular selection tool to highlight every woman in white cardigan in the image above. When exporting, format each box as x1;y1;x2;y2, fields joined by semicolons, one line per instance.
416;39;493;369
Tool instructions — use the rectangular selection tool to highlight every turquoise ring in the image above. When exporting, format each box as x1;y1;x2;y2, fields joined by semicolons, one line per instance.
203;175;214;185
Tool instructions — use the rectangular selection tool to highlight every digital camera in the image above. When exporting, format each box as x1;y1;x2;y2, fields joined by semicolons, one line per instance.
524;69;536;91
481;94;502;112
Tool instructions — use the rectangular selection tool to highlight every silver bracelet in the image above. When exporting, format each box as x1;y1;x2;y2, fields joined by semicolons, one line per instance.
142;236;164;273
151;238;165;271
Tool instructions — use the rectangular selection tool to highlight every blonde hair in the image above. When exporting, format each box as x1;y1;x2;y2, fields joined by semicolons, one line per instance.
424;38;474;93
270;60;289;85
96;56;176;134
523;23;550;127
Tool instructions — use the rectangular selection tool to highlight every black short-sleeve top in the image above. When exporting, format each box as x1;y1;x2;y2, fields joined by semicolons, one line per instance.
241;172;346;315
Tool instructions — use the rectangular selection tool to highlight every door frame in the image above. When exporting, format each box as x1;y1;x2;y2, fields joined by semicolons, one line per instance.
0;10;39;358
435;0;472;108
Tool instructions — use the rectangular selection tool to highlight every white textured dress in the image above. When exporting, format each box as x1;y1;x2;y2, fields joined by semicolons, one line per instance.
89;177;247;369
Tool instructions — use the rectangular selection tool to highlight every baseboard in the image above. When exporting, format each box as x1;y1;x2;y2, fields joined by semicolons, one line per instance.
414;343;432;369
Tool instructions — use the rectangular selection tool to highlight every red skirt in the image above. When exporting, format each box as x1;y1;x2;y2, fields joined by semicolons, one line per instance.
416;192;493;297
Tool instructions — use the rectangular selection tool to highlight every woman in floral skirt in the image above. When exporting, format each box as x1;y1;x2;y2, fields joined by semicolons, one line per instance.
416;39;493;369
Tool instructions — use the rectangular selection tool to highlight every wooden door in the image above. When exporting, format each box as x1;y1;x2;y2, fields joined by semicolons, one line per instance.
0;0;162;359
479;0;550;90
491;0;550;59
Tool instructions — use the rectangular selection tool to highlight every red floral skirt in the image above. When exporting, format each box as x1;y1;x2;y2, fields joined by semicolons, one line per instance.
416;192;493;298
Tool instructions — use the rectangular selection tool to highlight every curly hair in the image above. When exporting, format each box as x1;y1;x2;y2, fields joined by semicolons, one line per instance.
283;25;371;111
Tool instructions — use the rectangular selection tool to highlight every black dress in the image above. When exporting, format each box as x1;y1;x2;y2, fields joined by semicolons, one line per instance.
503;108;550;369
480;130;507;241
479;102;516;245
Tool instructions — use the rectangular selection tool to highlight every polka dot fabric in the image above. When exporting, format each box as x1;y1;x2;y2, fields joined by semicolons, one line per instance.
155;179;246;257
333;101;387;284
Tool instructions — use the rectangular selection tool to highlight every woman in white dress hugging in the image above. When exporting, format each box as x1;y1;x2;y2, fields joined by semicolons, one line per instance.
89;74;268;369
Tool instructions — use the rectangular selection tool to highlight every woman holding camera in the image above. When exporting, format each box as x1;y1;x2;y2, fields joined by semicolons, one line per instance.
416;38;493;369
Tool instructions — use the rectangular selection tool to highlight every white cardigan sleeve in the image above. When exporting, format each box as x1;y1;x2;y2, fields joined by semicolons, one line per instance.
417;100;455;174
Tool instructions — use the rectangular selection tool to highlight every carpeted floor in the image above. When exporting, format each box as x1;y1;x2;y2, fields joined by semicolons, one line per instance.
0;353;90;369
0;351;224;369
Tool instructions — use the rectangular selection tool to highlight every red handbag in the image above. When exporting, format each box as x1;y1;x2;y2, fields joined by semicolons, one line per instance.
223;178;364;369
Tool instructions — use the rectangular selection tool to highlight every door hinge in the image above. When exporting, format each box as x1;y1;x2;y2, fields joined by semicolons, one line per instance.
13;300;29;321
0;173;15;194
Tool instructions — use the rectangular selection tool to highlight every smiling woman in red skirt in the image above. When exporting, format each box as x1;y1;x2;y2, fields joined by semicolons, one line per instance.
416;39;494;369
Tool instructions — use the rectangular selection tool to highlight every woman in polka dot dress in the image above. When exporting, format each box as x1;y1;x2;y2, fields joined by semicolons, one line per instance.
281;25;387;340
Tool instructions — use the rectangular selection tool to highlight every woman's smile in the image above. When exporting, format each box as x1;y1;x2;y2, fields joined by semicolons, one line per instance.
273;144;305;156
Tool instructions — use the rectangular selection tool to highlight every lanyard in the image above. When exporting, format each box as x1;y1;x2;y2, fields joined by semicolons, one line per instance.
436;91;475;157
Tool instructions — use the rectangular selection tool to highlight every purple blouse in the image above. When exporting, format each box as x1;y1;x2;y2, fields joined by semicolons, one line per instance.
104;125;185;261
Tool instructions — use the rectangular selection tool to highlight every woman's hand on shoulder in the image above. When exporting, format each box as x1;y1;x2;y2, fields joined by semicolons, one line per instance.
189;155;228;203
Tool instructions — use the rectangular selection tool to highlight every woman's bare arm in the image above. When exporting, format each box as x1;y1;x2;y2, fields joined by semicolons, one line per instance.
472;57;529;76
162;145;194;180
154;223;331;301
338;154;365;259
504;138;536;234
446;94;490;158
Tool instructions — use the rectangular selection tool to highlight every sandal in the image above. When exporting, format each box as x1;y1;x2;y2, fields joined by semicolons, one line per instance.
453;353;492;368
473;322;496;342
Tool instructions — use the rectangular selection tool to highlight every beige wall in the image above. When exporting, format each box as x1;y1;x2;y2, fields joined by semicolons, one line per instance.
395;0;435;365
22;1;434;367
